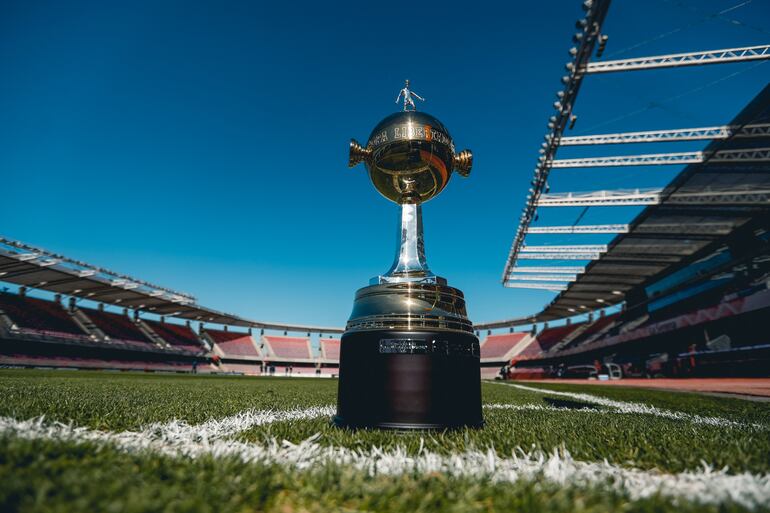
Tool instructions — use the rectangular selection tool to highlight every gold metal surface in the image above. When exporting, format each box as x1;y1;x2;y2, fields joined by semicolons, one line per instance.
348;111;472;204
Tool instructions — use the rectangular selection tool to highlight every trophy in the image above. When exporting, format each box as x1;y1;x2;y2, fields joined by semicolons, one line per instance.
334;81;483;429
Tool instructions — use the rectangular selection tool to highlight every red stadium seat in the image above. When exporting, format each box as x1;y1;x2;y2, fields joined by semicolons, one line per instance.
320;338;340;361
263;335;312;360
144;320;204;352
0;293;88;339
79;307;157;348
205;328;261;358
480;332;528;360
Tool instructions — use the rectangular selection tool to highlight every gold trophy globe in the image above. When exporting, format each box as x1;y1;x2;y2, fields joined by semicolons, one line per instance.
334;81;483;430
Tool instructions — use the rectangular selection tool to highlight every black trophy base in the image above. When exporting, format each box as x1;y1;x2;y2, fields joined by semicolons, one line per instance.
334;329;483;430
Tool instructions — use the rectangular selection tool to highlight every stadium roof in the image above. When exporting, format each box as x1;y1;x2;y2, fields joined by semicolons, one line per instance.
477;84;770;330
0;237;343;333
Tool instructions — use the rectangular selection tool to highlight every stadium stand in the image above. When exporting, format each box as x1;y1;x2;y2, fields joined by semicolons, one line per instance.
479;332;533;379
509;323;585;361
491;82;770;381
0;353;197;372
143;319;205;352
511;280;770;378
205;328;261;358
262;335;313;361
0;239;348;375
78;307;158;349
0;292;88;339
560;313;620;351
534;324;584;352
320;338;340;361
480;332;529;361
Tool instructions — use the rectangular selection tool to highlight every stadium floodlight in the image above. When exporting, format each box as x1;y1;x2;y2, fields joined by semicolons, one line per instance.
500;0;611;284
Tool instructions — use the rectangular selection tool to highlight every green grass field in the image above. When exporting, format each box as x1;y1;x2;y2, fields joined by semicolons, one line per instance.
0;369;768;513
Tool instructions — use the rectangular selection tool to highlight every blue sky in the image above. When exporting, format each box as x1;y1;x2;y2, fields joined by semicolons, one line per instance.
2;0;768;329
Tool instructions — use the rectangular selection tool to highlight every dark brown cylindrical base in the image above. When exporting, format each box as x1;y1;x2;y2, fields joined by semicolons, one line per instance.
334;329;483;430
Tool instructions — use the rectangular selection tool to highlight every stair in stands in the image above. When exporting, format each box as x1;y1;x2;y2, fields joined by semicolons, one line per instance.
548;322;591;354
69;307;105;341
135;318;170;348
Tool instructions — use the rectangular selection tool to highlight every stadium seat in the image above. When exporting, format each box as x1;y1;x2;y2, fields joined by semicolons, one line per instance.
512;324;585;360
205;328;261;358
480;332;529;361
79;307;158;348
262;335;313;360
0;293;88;339
560;313;620;351
320;338;340;361
143;320;204;352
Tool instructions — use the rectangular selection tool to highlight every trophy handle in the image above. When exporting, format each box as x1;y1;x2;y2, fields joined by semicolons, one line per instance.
349;138;371;168
453;149;473;177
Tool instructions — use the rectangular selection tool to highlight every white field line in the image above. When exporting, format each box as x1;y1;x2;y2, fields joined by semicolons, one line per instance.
495;382;767;430
2;406;770;508
144;405;337;442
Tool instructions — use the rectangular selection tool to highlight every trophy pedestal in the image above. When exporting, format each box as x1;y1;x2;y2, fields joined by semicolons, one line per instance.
333;283;484;430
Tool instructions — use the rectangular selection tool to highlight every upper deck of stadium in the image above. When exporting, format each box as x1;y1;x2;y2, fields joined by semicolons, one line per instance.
477;0;770;330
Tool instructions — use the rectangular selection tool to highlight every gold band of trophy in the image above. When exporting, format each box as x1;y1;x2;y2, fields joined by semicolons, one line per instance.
334;81;484;429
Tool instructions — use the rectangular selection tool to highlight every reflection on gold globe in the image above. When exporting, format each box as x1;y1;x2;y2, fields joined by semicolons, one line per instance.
349;111;472;204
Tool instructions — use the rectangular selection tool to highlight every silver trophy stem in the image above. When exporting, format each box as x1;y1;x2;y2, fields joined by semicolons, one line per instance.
376;202;442;284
